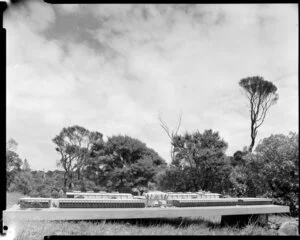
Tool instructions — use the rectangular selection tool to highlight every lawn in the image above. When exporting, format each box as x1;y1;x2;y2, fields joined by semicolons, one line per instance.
6;191;27;209
4;192;298;239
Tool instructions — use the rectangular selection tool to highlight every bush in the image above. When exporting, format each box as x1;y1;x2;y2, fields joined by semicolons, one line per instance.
40;189;52;198
8;183;17;193
58;189;65;197
92;186;107;192
11;172;33;195
29;190;40;197
156;167;195;192
229;133;299;216
51;190;60;198
256;133;299;216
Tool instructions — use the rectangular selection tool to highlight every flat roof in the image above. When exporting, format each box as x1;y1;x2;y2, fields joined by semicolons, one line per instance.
66;192;132;196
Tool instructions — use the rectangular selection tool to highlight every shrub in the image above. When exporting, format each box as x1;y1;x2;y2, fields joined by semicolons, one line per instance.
229;133;299;216
256;133;299;216
58;189;65;197
29;190;40;197
40;189;52;198
93;186;107;192
12;172;33;195
51;190;60;198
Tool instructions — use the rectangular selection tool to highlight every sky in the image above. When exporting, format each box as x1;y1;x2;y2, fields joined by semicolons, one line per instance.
5;1;298;170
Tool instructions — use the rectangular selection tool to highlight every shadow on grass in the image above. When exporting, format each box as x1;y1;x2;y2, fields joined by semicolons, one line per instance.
57;217;221;229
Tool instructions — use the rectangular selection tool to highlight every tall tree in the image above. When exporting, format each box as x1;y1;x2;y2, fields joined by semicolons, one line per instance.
239;76;278;152
52;125;104;191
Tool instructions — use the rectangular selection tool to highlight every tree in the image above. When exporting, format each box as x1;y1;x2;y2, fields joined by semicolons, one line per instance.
230;150;248;167
22;158;31;172
10;171;33;195
228;152;266;197
158;113;182;162
171;129;231;192
229;132;299;215
7;138;18;151
91;135;167;192
6;139;23;189
239;76;278;152
255;132;299;216
52;125;104;191
156;166;196;192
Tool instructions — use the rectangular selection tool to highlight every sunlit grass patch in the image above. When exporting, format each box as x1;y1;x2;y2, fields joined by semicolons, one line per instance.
6;192;27;208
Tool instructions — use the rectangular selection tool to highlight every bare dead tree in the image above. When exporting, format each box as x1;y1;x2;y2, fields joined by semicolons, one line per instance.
158;112;182;162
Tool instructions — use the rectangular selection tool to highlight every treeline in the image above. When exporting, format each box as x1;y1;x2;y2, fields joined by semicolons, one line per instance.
6;126;167;197
6;128;298;216
158;130;298;216
6;138;66;197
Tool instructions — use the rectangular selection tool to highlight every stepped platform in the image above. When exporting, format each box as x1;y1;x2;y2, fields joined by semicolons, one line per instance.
3;204;289;224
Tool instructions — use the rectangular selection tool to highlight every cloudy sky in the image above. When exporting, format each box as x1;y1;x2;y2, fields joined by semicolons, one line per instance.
5;1;298;170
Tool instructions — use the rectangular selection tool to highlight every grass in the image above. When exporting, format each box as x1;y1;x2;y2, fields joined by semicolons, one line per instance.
6;191;27;209
4;192;299;239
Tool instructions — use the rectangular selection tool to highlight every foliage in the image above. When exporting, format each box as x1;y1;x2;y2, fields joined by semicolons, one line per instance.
51;190;60;198
6;138;23;189
228;153;266;197
255;132;299;216
228;132;299;216
169;129;232;192
52;125;104;191
230;150;247;167
156;166;195;192
9;171;33;195
89;135;167;193
22;158;31;172
239;76;278;152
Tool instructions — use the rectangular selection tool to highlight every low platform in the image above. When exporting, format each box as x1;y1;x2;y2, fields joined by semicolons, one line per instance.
3;204;289;225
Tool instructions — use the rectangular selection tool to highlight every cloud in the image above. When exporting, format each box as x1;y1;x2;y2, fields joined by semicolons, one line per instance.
5;3;298;170
5;0;55;32
56;4;81;14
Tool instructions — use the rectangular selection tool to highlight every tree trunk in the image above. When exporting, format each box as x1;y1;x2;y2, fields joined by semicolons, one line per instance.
77;168;81;180
68;173;73;190
193;179;198;192
249;136;255;152
191;168;199;191
63;172;67;191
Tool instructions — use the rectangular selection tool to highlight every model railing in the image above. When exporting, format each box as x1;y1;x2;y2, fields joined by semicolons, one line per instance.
172;198;272;207
57;198;146;208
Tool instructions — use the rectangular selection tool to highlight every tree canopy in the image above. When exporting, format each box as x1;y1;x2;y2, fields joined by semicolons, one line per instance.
88;135;167;193
160;129;232;193
52;125;104;190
